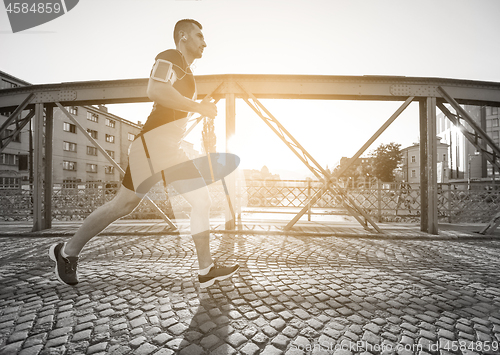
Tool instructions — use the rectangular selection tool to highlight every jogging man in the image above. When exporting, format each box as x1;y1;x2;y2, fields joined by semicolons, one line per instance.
49;19;239;288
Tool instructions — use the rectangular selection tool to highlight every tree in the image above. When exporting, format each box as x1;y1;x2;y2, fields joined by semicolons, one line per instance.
333;157;374;179
333;157;361;179
370;142;402;182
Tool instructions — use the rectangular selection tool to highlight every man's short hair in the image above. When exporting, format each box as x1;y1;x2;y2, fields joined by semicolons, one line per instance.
174;19;202;45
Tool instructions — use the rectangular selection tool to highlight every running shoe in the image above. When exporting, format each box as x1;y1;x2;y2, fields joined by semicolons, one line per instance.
49;242;79;285
198;263;239;288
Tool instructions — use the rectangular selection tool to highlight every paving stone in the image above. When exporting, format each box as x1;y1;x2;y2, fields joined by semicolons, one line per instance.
8;330;29;343
199;321;216;333
18;345;44;355
135;342;157;355
271;334;290;349
200;334;220;349
0;341;23;354
87;342;108;354
253;332;268;345
211;343;237;355
71;329;92;342
240;342;261;355
129;336;147;348
261;345;284;355
44;335;69;348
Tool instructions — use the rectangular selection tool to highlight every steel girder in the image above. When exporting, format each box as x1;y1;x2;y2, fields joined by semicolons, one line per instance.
437;87;500;171
0;93;34;154
1;75;500;109
237;82;383;233
2;74;500;233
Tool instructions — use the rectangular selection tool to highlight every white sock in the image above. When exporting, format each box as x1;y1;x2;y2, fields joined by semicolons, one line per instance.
199;262;214;275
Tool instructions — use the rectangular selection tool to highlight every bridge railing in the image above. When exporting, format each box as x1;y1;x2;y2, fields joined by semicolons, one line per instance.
1;179;499;223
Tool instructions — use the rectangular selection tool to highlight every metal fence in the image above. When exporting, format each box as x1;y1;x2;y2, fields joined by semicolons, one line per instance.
239;179;500;223
1;179;499;223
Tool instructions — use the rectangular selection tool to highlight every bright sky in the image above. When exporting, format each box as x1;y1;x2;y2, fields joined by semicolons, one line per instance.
2;0;500;179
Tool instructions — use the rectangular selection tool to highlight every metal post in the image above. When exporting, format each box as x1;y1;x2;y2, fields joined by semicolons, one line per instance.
377;179;382;223
43;104;54;229
420;97;438;234
32;103;44;232
225;93;236;230
428;97;438;234
307;178;311;221
419;100;428;233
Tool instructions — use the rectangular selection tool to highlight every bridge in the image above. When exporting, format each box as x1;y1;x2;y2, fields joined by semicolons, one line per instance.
1;74;500;234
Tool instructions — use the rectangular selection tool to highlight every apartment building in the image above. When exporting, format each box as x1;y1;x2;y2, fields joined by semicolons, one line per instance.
1;70;202;187
53;104;142;184
437;105;500;181
401;138;450;184
0;71;31;188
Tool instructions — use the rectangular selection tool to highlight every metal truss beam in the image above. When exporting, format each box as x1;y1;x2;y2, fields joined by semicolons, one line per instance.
437;103;500;171
1;75;500;110
0;93;34;153
237;82;382;233
480;212;500;235
436;87;500;235
55;103;177;230
3;74;500;234
0;109;34;154
288;96;415;229
437;86;500;167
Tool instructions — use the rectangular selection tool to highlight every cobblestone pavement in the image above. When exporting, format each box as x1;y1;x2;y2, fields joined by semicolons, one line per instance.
1;232;500;355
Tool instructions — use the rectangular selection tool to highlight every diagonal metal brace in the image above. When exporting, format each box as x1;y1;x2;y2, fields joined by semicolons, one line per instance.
288;96;414;228
237;82;382;232
438;103;500;171
55;103;177;230
0;109;35;154
438;86;500;163
0;93;35;153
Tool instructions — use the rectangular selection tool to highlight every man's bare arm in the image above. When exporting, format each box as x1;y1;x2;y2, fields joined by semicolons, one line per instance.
147;79;217;119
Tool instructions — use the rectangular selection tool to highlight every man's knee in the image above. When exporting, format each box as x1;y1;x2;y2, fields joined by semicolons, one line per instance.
110;188;141;216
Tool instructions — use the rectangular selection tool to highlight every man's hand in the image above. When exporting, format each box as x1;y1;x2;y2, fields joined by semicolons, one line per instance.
198;97;217;120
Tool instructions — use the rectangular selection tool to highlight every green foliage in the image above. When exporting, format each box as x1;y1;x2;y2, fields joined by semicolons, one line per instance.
370;142;403;182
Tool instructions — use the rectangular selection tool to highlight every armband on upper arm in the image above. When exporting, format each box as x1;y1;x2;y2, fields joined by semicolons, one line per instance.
150;59;177;84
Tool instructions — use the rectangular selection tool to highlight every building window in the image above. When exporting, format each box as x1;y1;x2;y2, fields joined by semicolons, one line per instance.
0;153;18;166
63;161;77;171
87;146;98;156
87;129;98;139
105;150;115;159
66;106;78;115
105;134;115;143
63;122;77;133
87;111;99;123
63;141;77;152
0;177;21;188
442;154;446;162
86;163;98;173
493;118;499;127
492;107;498;115
104;166;114;174
128;133;135;141
105;118;116;128
493;131;500;143
411;169;416;178
411;155;416;163
0;129;21;142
